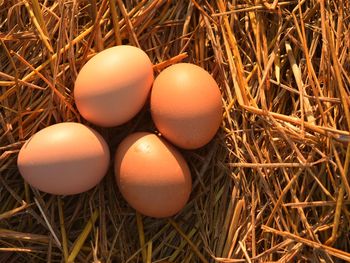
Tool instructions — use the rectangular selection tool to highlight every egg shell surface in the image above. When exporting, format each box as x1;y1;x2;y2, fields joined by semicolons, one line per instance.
150;63;222;149
115;132;192;218
74;45;154;127
17;122;110;195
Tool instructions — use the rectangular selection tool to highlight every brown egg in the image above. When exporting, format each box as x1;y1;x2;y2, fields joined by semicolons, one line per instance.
74;45;154;127
17;122;110;195
115;132;192;218
150;63;222;149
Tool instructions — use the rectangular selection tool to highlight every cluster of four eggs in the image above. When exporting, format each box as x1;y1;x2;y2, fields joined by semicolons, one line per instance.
17;46;222;218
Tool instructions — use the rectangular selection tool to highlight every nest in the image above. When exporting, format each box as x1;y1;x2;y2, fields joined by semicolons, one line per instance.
1;0;350;262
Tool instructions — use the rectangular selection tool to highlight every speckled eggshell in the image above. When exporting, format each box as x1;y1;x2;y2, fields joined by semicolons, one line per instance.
17;122;110;195
150;63;222;149
115;132;192;218
74;45;154;127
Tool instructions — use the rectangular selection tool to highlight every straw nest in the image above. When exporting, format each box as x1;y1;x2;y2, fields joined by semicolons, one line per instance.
1;0;350;262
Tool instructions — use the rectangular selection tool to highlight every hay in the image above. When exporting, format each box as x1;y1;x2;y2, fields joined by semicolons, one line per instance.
1;0;350;262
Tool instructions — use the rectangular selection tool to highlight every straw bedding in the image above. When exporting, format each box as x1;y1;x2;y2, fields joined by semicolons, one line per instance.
1;0;350;262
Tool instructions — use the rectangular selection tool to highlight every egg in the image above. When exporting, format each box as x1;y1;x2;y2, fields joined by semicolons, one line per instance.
17;122;110;195
114;132;192;218
150;63;222;149
74;45;154;127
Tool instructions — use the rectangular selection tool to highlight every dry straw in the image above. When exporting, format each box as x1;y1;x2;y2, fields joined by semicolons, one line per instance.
1;0;350;262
